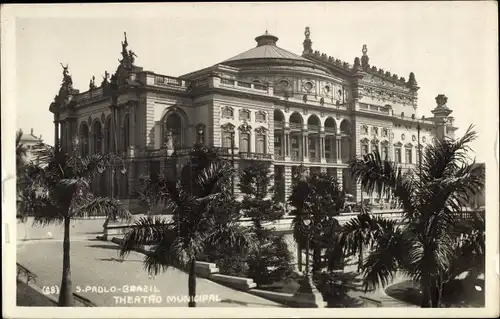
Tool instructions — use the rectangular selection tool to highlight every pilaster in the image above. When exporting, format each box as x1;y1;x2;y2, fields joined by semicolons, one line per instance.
284;165;292;201
145;100;155;148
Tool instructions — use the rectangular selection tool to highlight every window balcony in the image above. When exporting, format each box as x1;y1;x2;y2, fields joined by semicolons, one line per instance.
326;157;337;163
239;152;272;160
289;123;302;130
309;156;321;163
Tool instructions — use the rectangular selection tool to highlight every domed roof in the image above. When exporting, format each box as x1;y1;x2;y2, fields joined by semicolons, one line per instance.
222;31;310;63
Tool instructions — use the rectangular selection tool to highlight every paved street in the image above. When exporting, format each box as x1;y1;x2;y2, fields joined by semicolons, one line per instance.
16;218;410;307
16;219;282;307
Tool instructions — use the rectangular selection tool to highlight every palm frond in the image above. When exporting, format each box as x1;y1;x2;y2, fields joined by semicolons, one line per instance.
119;216;175;258
349;151;417;216
142;237;190;276
75;196;132;221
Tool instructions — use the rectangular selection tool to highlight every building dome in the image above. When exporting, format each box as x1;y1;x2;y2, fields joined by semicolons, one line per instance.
220;31;330;76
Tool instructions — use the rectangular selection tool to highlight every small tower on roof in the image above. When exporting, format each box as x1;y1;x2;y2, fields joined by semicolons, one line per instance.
431;94;454;141
302;26;313;55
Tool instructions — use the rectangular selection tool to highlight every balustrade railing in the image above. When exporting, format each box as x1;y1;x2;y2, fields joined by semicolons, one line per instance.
239;152;272;160
274;121;284;129
289;123;302;130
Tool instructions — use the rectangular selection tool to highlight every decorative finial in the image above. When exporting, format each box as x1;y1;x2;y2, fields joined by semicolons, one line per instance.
265;29;268;34
302;26;312;55
305;26;310;39
407;72;419;91
435;94;448;108
89;75;96;90
361;44;369;69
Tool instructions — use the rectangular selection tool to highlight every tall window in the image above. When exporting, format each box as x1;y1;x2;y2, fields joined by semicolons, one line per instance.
291;135;300;157
122;114;130;152
395;148;402;163
256;134;266;154
361;142;369;156
308;136;316;158
222;132;233;148
371;142;379;154
105;117;113;153
274;134;282;156
93;121;103;154
405;148;412;164
239;132;250;152
80;123;90;156
381;145;389;160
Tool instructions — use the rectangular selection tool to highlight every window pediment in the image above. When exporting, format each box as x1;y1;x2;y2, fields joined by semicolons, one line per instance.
360;137;370;144
394;141;403;147
381;140;389;146
371;138;380;144
405;143;413;148
255;126;267;134
238;123;252;133
221;123;235;133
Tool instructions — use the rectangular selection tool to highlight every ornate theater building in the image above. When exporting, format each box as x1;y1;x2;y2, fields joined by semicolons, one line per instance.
50;28;457;211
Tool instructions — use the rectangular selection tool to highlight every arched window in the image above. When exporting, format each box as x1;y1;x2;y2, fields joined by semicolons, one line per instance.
93;121;103;154
80;123;90;156
122;114;130;152
164;113;183;148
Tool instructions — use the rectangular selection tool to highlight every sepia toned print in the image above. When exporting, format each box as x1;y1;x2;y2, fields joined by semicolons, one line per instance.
2;2;499;318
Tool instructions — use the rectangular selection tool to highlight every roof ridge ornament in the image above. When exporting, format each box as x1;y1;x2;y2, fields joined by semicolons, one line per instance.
361;44;370;70
302;26;313;55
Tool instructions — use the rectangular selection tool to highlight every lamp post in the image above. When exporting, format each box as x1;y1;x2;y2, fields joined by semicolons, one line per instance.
303;214;312;278
230;131;235;197
104;77;127;230
417;117;424;179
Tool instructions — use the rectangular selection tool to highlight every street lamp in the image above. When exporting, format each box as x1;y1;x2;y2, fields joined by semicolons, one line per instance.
230;131;235;197
416;116;425;179
303;214;312;278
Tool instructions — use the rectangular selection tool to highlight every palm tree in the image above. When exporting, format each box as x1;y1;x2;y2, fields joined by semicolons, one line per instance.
119;156;256;307
289;171;345;274
16;129;28;169
23;146;131;306
341;125;485;307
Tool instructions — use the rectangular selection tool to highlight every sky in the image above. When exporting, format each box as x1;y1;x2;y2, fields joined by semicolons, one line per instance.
9;2;499;163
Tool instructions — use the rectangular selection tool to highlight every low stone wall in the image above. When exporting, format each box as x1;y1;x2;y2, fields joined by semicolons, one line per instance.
108;235;325;307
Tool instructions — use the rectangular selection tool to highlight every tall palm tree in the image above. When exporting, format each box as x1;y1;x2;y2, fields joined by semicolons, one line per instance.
119;158;256;307
341;125;485;307
23;147;131;306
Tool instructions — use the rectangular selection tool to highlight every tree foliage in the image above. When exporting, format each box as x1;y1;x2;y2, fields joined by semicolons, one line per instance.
288;171;345;273
238;161;293;286
342;125;485;307
120;147;255;307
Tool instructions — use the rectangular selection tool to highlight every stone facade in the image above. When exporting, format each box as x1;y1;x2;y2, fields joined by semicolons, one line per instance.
49;29;457;209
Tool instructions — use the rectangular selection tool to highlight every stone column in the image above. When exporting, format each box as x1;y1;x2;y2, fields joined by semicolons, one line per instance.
302;132;308;159
336;137;342;161
285;132;290;156
337;169;343;190
320;134;325;159
53;120;60;150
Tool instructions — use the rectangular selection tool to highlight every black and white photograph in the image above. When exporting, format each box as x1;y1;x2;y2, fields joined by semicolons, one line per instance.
2;2;499;318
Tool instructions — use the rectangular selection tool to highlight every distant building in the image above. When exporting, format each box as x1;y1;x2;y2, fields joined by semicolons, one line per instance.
19;128;50;166
469;163;486;209
49;28;458;209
